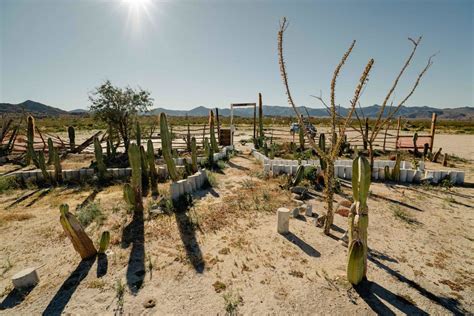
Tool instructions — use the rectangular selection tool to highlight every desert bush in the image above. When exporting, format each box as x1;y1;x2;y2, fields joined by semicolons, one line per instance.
77;202;106;227
0;176;18;194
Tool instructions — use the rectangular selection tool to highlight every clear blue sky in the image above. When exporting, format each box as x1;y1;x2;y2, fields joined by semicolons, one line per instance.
1;0;472;111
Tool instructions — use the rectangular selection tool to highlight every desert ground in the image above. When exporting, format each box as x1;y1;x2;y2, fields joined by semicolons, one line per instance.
0;132;473;315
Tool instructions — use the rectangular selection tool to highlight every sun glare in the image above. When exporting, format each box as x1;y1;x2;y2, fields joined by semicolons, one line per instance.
121;0;156;36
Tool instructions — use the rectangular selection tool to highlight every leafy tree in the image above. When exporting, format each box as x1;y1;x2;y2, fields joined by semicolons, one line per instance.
89;80;153;152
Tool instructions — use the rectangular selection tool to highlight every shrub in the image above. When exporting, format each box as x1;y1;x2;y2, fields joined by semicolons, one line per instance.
76;202;106;227
0;176;18;194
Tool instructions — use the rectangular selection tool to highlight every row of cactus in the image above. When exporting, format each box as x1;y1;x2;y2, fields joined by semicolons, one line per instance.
59;203;109;259
37;138;62;185
347;155;371;285
160;113;179;181
123;143;143;212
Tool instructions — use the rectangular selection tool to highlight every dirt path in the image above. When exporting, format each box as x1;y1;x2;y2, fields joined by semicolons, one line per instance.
0;148;473;314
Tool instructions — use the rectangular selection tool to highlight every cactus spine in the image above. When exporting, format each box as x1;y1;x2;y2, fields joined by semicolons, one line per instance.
53;148;62;184
258;93;264;147
191;136;198;173
59;204;97;259
47;138;54;165
124;143;143;212
147;140;158;197
319;133;327;171
209;110;219;153
347;155;371;285
38;151;50;184
94;137;107;182
140;145;149;197
26;115;38;166
160;113;179;182
68;126;75;151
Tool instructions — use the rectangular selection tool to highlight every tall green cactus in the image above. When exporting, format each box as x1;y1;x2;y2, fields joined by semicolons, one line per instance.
68;126;75;151
319;133;327;171
98;231;110;254
209;110;219;153
53;148;62;184
136;121;141;147
191;136;198;173
94;137;107;182
204;137;213;166
124;143;143;212
160;113;179;181
299;123;305;151
347;155;371;285
47;138;54;165
59;204;97;259
147;140;158;197
263;141;269;157
392;152;401;182
413;132;419;155
140;145;149;197
37;151;50;184
186;123;192;151
258;93;264;148
26;115;38;166
384;165;390;181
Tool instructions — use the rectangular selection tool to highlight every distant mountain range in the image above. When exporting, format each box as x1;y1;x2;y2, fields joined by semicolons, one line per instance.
0;100;473;120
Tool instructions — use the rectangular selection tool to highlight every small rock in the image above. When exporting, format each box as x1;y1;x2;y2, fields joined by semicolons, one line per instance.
143;298;156;308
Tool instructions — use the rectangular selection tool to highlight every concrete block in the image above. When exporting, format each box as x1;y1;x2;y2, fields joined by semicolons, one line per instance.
456;172;465;184
413;170;422;183
305;204;313;217
188;175;197;191
170;182;180;200
372;167;379;180
399;169;408;182
12;267;39;289
378;167;385;181
406;169;415;183
177;179;187;196
277;208;290;234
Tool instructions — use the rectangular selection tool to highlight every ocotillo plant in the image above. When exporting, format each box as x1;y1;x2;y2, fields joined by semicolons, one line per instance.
258;93;264;148
318;133;327;171
191;136;198;173
123;143;143;212
160;113;179;181
59;204;97;259
68;126;75;151
140;145;149;197
347;155;371;285
147;140;159;197
136;121;141;147
37;151;50;184
392;152;401;182
26;115;38;166
209;110;219;153
47;138;54;165
53;148;62;184
94;137;107;182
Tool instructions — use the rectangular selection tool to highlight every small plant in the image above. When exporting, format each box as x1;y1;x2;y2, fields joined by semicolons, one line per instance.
223;291;243;316
0;176;18;194
206;171;218;188
1;256;13;276
392;206;420;225
77;202;106;227
115;279;125;314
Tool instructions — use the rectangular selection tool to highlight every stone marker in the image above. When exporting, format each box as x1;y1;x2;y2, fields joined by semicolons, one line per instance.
277;208;290;234
305;204;313;217
12;267;39;289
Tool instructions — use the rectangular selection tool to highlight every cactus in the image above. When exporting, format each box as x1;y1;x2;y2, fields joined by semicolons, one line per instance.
443;153;448;167
186;123;192;151
258;93;264;147
94;137;107;181
147;140;159;197
68;126;75;151
299;123;305;151
384;165;391;181
59;204;97;259
263;141;269;157
160;113;179;181
290;165;305;187
26;115;38;166
37;151;50;184
392;152;401;182
191;136;198;173
52;148;62;184
140;145;149;197
347;155;371;285
209;110;219;153
136;121;141;147
47;138;54;165
124;143;143;212
204;137;214;166
319;133;327;171
423;143;429;159
269;143;275;159
413;132;419;156
98;231;110;254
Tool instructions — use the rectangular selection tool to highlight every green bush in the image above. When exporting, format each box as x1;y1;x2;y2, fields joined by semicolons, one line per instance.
303;166;318;184
0;176;18;194
76;202;106;227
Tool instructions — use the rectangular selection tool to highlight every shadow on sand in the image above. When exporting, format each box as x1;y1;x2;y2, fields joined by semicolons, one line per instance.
0;285;36;310
121;211;145;294
281;232;320;257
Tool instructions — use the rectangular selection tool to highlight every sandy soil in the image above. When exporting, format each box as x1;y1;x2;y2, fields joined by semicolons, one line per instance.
0;144;473;315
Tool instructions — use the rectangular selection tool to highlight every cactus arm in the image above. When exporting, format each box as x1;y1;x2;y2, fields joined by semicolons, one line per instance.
47;138;54;165
94;137;107;181
160;113;179;181
38;151;50;184
98;231;110;254
53;148;62;184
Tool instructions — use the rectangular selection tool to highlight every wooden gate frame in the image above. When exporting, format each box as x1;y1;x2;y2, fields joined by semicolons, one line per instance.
395;113;437;151
230;103;256;145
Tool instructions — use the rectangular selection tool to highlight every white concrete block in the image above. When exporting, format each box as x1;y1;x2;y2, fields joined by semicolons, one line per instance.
177;179;186;196
378;167;385;180
449;171;457;184
372;167;379;180
406;169;415;182
277;208;290;234
12;267;39;289
399;169;408;182
456;172;465;184
170;182;180;200
413;170;422;182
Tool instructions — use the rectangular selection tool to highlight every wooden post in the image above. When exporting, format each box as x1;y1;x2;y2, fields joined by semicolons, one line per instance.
253;104;256;143
395;116;401;150
429;113;437;151
215;107;220;144
230;104;234;145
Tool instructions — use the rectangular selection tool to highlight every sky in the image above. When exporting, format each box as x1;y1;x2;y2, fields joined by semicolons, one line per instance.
1;0;472;111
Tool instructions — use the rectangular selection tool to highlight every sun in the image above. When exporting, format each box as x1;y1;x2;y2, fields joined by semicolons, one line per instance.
121;0;156;36
122;0;152;11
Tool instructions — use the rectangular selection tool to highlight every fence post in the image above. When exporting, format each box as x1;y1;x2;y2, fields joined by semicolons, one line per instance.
253;104;256;143
429;113;437;151
395;116;401;150
215;107;220;143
